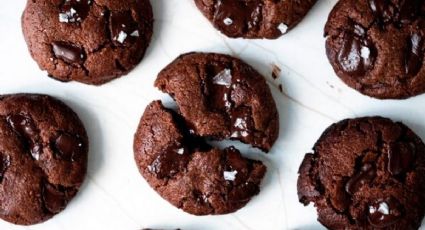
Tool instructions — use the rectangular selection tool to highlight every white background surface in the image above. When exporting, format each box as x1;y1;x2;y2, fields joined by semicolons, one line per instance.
1;0;425;229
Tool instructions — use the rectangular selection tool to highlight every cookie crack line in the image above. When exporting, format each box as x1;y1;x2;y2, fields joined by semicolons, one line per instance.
134;52;278;215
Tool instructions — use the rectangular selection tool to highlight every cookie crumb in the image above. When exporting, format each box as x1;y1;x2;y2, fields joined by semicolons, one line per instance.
271;64;281;80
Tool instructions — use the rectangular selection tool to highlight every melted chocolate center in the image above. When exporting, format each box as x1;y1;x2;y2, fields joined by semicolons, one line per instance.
337;24;376;76
110;11;139;45
345;163;376;195
405;33;424;77
7;114;42;160
368;198;403;228
59;0;92;23
52;42;85;64
204;63;255;141
53;133;84;162
213;0;262;37
148;143;190;179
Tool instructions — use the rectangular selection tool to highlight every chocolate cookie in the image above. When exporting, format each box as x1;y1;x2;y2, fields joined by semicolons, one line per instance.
194;0;317;39
297;117;425;229
0;94;88;225
325;0;425;99
22;0;153;85
155;52;279;152
134;101;266;215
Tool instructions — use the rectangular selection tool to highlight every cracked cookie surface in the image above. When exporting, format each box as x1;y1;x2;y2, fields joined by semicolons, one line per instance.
155;52;279;152
0;94;88;225
325;0;425;99
194;0;317;39
134;101;266;215
297;117;425;229
22;0;153;85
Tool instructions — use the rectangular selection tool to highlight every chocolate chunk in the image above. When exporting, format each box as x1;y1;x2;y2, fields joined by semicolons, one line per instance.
0;154;10;183
148;144;190;179
7;114;42;160
337;24;376;76
345;163;376;194
368;0;395;25
42;183;67;214
388;141;415;175
398;0;423;24
52;42;85;64
213;0;262;37
405;33;424;77
59;0;92;23
205;63;234;111
368;198;403;228
7;114;37;138
53;133;84;161
30;142;43;160
110;11;139;45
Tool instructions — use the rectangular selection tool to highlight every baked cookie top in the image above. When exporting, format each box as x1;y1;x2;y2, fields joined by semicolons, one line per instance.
298;117;425;229
0;94;88;225
22;0;153;85
325;0;425;99
194;0;317;39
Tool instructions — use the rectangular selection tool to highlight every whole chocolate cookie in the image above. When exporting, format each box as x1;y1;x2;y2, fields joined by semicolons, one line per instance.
22;0;153;85
134;101;266;215
325;0;425;99
194;0;317;39
155;52;279;152
0;94;88;225
297;117;425;229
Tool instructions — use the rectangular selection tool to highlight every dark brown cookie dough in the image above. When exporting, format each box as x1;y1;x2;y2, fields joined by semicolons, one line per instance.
155;52;279;152
0;94;88;225
22;0;153;85
134;101;266;215
325;0;425;99
297;117;425;229
194;0;317;39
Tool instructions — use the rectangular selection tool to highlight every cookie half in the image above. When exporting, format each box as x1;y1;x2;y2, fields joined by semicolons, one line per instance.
297;117;425;229
22;0;153;85
194;0;317;39
134;101;266;215
325;0;425;99
0;94;88;225
155;52;279;152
